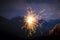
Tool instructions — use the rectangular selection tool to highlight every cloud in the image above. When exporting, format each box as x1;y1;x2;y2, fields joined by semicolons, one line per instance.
0;0;60;20
26;0;60;3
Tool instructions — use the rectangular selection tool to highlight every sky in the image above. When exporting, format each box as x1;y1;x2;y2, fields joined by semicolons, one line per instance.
0;0;60;20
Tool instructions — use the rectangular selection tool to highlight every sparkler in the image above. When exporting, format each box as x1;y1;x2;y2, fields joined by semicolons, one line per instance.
22;8;42;37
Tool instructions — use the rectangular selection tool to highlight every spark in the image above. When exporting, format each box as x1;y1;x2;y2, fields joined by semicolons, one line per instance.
40;9;45;14
22;8;42;37
25;9;39;36
21;7;46;37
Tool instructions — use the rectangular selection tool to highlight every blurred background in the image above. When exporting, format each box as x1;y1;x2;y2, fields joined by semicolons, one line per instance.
0;0;60;40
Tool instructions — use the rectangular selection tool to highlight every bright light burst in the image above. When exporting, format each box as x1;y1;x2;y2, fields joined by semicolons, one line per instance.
22;8;41;37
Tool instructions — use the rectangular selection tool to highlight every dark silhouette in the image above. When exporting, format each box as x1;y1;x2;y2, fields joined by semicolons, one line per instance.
0;16;60;40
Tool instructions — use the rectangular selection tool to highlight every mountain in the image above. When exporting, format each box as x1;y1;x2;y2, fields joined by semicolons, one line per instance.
49;23;60;36
7;16;60;35
0;16;60;40
34;19;60;37
10;16;24;28
0;16;19;34
10;16;27;37
0;16;9;31
0;16;27;39
41;19;60;32
32;24;60;40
